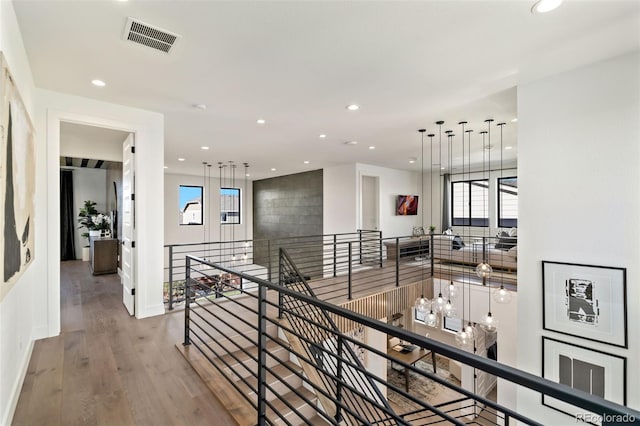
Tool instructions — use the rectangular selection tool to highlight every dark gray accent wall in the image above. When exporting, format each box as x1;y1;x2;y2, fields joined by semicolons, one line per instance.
253;170;323;279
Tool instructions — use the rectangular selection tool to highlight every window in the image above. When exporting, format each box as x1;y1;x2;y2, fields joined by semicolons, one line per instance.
451;179;489;227
443;316;463;333
498;177;518;228
220;187;240;224
179;185;203;225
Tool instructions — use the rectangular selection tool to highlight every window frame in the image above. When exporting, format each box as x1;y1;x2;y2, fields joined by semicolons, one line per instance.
178;185;204;226
497;176;518;228
450;178;489;227
220;187;241;225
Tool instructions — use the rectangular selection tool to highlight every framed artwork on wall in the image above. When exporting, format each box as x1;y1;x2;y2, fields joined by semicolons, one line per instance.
542;337;626;425
542;261;627;348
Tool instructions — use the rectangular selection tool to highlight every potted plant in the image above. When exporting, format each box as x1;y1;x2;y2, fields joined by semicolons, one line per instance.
91;213;112;237
78;200;98;261
429;225;436;235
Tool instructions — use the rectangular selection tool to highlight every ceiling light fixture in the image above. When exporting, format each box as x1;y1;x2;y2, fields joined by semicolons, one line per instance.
511;118;518;123
178;158;185;162
245;173;250;177
319;134;327;138
531;0;563;14
505;146;513;150
91;79;106;87
303;161;310;164
201;146;209;150
271;168;276;171
193;104;207;110
368;146;375;150
163;166;168;169
409;160;416;164
346;104;360;111
344;141;358;145
256;119;266;124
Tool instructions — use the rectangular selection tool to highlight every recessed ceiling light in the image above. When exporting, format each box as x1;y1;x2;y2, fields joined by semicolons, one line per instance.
164;166;168;169
271;168;276;171
344;141;358;145
193;104;207;110
409;160;415;164
257;119;266;124
178;158;185;162
368;146;375;150
303;161;310;164
531;0;563;14
319;134;327;138
346;104;360;111
505;146;513;150
511;118;518;123
245;173;250;177
201;146;209;150
91;79;106;87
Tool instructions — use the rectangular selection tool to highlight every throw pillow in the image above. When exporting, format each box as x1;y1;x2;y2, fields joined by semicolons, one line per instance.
444;228;453;236
452;235;465;250
509;227;518;237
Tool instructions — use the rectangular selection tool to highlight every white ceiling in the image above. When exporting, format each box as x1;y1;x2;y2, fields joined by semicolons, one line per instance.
13;1;640;179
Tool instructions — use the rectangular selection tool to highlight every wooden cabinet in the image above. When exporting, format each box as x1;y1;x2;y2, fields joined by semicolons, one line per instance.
90;237;118;275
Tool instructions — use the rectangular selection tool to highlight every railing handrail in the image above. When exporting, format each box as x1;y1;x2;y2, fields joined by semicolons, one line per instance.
185;253;640;420
278;248;395;417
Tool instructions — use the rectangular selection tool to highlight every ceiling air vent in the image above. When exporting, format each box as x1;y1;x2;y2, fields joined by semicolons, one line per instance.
123;18;180;54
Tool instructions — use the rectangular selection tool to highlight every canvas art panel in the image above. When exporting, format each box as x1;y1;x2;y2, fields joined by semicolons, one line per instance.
542;337;626;425
542;261;627;348
0;52;36;302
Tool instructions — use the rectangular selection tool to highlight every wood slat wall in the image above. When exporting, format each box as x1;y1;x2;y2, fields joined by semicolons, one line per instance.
333;279;432;333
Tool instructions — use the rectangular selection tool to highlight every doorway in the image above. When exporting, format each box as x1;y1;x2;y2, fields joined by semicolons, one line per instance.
361;175;379;231
59;121;132;313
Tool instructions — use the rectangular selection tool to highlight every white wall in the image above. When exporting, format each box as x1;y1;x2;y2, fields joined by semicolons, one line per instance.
356;163;420;238
323;162;423;238
71;168;107;258
60;130;124;162
0;2;40;425
38;89;165;328
164;173;253;245
517;52;640;423
323;164;358;235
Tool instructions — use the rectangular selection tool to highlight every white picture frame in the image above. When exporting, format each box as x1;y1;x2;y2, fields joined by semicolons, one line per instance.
542;337;626;425
542;261;627;348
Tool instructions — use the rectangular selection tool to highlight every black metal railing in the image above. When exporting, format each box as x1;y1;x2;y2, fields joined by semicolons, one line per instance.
181;253;638;426
167;231;518;311
165;230;383;310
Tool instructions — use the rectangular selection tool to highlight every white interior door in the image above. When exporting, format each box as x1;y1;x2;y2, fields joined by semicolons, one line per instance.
361;175;379;231
122;134;135;315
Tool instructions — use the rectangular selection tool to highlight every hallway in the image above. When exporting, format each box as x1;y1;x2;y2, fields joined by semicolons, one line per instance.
12;261;235;426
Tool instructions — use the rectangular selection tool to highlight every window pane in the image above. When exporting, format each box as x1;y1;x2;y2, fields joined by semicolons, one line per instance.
221;187;241;224
451;179;488;227
498;177;518;227
179;185;203;225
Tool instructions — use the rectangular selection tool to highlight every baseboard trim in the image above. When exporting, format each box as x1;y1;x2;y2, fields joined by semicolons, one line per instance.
1;336;35;426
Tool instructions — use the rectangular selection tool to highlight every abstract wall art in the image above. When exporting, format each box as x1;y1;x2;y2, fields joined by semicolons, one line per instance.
0;52;36;302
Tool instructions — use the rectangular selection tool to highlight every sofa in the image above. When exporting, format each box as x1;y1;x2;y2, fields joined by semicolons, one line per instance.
431;234;517;271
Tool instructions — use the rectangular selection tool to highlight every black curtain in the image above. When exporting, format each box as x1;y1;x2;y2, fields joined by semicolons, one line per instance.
60;170;76;260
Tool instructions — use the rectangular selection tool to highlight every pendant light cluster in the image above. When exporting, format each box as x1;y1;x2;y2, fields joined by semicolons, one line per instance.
412;117;514;347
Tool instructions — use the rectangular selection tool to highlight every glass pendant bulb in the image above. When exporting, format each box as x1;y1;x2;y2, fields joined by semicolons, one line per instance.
415;294;430;313
479;311;498;333
425;309;438;327
476;262;493;278
455;329;472;348
446;281;458;299
443;299;456;317
492;285;512;304
433;292;446;312
231;254;237;262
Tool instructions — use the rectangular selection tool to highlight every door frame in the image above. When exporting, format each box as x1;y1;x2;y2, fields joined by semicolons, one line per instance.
45;105;164;338
359;174;380;231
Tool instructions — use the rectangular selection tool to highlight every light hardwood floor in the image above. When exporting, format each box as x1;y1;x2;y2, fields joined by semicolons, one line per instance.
12;261;236;426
